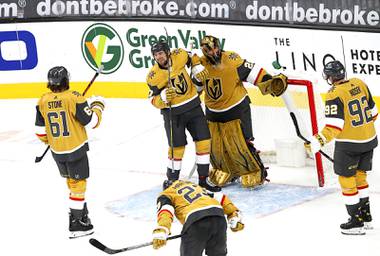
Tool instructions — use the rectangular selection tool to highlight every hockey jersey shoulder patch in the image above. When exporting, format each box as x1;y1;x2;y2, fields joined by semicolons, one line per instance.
223;51;244;67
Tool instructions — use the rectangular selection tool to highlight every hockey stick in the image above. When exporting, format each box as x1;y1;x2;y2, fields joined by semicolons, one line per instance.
186;40;199;180
34;65;104;163
272;61;334;163
164;27;175;175
89;234;182;254
289;112;334;163
187;162;197;179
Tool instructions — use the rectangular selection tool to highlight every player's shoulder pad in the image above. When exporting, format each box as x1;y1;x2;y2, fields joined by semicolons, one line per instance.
146;67;158;82
326;85;341;100
223;51;243;66
38;92;51;104
70;90;86;103
349;77;367;88
172;48;189;65
171;48;185;56
71;90;81;97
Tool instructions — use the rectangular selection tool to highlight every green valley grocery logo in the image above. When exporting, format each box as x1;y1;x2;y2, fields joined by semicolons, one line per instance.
81;23;124;74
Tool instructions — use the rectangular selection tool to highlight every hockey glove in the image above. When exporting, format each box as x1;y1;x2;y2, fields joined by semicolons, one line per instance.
87;95;105;111
304;133;326;155
152;227;168;249
228;211;244;232
191;54;202;66
270;74;288;97
192;64;209;83
160;87;176;104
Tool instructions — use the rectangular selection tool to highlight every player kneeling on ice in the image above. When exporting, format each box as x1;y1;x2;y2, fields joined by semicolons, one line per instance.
304;60;377;235
152;180;244;256
195;35;288;188
35;66;105;238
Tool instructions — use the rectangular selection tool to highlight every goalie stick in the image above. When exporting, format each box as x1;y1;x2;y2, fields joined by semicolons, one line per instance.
89;234;182;254
34;65;104;163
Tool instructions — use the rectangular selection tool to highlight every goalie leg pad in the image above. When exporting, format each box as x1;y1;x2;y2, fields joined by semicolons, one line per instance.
209;168;231;187
208;121;235;186
209;120;264;188
241;172;262;188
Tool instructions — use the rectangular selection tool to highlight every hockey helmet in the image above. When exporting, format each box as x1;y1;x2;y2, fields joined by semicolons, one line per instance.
201;35;221;65
162;179;174;190
151;40;170;56
323;60;345;84
47;66;70;91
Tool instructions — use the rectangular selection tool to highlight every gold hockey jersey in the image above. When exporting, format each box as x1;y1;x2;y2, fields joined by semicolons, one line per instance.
156;180;238;233
321;78;378;152
200;51;249;112
35;90;94;161
147;48;200;115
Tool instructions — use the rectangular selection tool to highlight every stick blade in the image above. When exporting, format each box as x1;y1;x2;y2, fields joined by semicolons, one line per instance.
89;238;120;254
89;238;107;250
35;156;42;163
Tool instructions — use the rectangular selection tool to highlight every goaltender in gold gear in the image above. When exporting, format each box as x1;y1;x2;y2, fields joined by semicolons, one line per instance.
196;35;288;188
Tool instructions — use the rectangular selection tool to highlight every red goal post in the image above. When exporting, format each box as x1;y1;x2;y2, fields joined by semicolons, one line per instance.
287;79;325;187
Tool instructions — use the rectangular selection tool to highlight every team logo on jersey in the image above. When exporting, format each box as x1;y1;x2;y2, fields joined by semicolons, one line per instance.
205;78;222;100
82;23;124;74
171;73;188;95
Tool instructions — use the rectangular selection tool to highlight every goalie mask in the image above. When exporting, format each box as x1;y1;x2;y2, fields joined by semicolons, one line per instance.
323;60;345;85
201;35;222;65
47;66;70;92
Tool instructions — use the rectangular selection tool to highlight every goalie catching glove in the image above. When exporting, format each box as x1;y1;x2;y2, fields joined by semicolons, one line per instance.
152;227;169;249
256;73;288;97
304;133;327;155
270;74;288;96
227;211;244;232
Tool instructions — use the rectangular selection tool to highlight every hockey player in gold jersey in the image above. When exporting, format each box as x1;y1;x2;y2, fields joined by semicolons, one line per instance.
196;35;288;188
152;180;244;256
35;66;105;238
147;40;219;192
305;60;377;235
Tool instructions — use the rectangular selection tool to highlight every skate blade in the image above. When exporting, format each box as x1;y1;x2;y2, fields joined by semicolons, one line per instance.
341;227;366;235
364;222;373;230
69;230;94;239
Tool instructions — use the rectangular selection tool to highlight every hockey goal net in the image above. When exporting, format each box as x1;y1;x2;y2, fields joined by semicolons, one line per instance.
249;78;334;187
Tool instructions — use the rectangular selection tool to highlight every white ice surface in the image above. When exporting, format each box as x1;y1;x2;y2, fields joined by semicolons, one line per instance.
0;98;379;256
